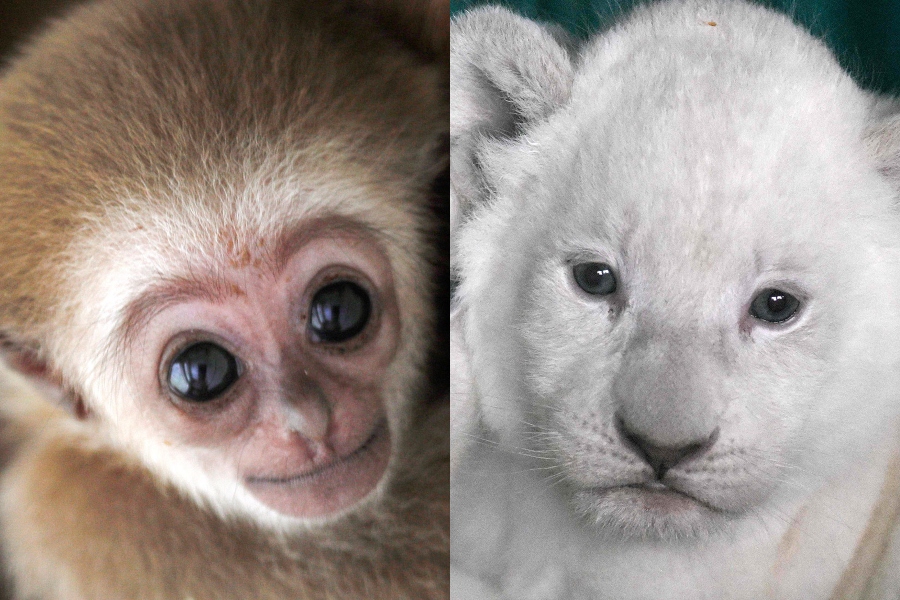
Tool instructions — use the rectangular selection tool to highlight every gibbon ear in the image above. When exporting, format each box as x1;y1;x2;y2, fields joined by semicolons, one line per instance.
450;6;575;221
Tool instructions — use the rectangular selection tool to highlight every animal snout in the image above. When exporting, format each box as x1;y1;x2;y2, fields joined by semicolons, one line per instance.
615;415;719;480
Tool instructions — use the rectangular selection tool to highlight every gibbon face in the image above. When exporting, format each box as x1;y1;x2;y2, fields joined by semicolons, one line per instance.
0;0;447;527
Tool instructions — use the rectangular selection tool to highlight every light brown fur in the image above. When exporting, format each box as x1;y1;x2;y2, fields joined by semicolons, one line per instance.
0;0;449;597
0;0;446;343
0;368;448;599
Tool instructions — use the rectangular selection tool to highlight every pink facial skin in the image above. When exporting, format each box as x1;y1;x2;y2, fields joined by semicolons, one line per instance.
128;220;401;519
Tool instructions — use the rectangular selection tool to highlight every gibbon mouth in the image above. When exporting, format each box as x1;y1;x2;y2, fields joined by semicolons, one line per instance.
247;420;388;486
243;420;391;518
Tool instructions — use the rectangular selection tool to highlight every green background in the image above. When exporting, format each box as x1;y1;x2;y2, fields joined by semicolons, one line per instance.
450;0;900;93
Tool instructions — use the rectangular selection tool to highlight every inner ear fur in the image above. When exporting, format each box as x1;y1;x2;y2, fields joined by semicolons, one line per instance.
450;6;575;219
0;334;72;413
866;98;900;189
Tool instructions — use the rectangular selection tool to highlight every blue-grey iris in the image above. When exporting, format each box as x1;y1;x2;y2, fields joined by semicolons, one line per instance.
750;289;800;323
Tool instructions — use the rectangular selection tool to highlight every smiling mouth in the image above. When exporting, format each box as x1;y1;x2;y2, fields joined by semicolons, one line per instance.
246;419;387;486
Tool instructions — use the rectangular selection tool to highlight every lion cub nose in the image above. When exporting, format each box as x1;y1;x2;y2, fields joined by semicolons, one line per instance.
615;416;719;480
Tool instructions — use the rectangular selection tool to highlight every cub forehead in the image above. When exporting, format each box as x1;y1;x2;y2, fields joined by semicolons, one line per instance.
568;2;867;158
493;4;891;252
581;2;868;153
580;0;848;86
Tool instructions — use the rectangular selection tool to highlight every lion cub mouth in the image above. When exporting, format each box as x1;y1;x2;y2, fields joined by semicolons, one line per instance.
600;482;718;514
573;481;727;539
559;418;755;538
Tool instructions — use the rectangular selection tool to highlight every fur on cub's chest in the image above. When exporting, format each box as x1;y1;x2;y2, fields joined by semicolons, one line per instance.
450;0;900;598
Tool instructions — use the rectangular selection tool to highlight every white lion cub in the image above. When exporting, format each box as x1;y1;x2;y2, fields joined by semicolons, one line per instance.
451;1;900;598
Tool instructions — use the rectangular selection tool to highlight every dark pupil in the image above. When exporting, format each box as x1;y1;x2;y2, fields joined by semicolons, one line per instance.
168;342;239;402
309;281;371;343
750;288;799;323
767;293;787;314
573;262;617;295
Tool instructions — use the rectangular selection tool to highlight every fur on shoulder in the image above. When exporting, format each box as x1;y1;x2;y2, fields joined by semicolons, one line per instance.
0;364;449;600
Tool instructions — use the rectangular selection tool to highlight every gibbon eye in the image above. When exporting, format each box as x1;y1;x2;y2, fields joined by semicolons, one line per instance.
308;280;371;343
573;262;617;296
168;342;240;402
750;289;800;323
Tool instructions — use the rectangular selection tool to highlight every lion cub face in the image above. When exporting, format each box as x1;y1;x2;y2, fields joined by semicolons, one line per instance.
455;0;900;539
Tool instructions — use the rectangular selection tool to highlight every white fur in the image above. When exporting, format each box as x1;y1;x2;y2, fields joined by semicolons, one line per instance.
451;1;900;597
450;314;476;476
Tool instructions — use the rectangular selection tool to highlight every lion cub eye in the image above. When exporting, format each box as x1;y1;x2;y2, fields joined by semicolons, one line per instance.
750;288;800;323
573;262;617;296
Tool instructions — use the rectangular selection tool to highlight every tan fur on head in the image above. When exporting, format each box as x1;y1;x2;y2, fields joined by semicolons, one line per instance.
0;0;446;344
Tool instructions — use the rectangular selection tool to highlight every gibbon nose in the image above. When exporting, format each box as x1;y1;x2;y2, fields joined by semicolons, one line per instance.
615;416;719;480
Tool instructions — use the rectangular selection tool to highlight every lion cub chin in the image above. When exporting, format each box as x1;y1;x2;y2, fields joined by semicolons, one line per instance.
450;1;900;598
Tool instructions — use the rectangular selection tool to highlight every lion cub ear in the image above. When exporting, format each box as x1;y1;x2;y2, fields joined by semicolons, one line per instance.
450;7;575;219
450;8;574;467
865;99;900;189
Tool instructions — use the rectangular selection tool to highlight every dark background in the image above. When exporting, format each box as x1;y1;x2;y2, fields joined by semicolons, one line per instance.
0;0;80;61
5;1;899;93
450;0;900;94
